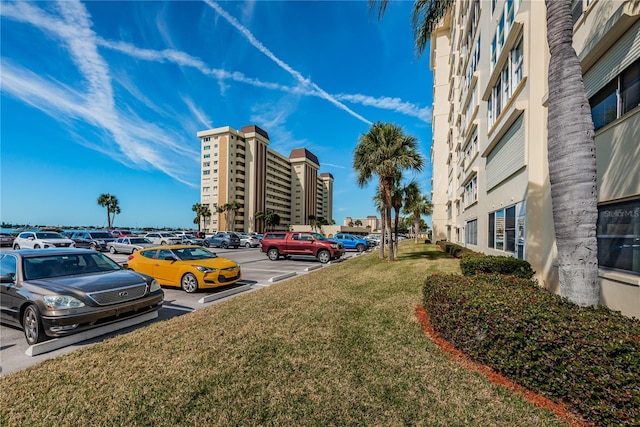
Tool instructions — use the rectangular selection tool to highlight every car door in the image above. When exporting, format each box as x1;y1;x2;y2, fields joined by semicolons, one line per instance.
72;232;90;249
0;254;22;325
152;248;179;285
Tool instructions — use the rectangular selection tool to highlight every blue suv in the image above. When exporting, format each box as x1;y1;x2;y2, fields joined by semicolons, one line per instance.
204;231;241;249
333;233;370;253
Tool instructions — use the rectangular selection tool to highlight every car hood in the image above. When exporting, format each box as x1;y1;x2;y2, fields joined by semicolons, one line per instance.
182;257;238;269
26;270;149;293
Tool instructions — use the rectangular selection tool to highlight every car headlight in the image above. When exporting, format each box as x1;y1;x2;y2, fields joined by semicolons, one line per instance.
149;279;161;292
330;244;339;249
196;266;218;273
44;295;85;309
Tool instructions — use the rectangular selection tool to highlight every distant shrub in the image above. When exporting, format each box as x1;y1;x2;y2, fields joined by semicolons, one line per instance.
435;241;477;259
423;273;640;426
460;254;535;279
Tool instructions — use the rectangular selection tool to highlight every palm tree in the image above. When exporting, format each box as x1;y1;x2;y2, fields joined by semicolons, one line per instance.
308;215;317;231
254;210;266;233
372;183;387;260
227;201;241;232
371;0;599;305
215;205;226;231
97;193;120;229
354;122;424;261
192;203;211;233
354;219;363;227
403;181;433;244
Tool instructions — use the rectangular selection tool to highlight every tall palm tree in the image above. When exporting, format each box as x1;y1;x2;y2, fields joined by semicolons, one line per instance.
545;0;599;306
227;201;241;232
371;0;599;305
192;203;211;233
371;184;386;259
97;193;120;229
254;210;266;233
403;181;433;243
215;205;226;231
354;122;424;261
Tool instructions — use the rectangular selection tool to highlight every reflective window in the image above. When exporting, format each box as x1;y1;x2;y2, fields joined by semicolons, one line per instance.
597;199;640;274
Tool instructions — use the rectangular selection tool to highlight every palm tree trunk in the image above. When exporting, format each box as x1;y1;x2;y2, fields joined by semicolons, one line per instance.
546;0;599;306
414;213;420;244
379;204;385;259
383;178;394;261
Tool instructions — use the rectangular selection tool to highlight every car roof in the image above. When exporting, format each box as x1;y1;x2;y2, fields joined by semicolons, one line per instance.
4;248;97;258
139;244;203;250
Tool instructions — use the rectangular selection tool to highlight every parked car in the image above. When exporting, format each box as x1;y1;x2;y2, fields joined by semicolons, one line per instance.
0;248;163;344
70;230;116;251
12;232;75;250
110;229;138;238
178;235;204;246
203;232;241;249
260;231;345;263
107;237;155;254
144;232;181;246
332;233;370;252
125;245;242;293
0;233;15;247
238;233;260;248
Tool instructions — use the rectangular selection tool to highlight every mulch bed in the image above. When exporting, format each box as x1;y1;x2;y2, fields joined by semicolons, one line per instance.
414;305;591;427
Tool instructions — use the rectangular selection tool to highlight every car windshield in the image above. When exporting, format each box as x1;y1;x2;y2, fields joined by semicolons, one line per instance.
311;233;328;240
172;247;217;261
89;232;113;238
35;232;64;239
129;238;151;244
23;253;121;280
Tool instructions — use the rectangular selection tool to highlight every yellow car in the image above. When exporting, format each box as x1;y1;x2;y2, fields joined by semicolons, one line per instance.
125;245;241;293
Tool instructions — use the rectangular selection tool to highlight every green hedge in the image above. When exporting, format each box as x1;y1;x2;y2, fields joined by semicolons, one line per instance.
460;254;535;279
423;273;640;426
435;241;476;258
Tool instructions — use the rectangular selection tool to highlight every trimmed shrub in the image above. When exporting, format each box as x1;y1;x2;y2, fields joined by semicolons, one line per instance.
460;254;535;279
435;241;476;259
423;273;640;426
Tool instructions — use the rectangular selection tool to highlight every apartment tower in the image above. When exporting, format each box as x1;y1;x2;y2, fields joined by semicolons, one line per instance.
430;0;640;317
197;125;334;233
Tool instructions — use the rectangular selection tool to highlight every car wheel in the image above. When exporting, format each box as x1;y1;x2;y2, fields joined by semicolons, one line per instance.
13;244;20;250
89;243;98;251
161;241;167;245
109;246;117;254
317;250;330;264
245;242;251;248
356;244;366;253
23;305;46;345
131;248;138;253
34;244;41;249
203;241;210;247
267;248;280;261
221;242;228;249
181;273;199;293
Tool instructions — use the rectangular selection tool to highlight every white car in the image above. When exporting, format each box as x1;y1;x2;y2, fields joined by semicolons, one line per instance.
12;231;75;249
143;232;181;245
238;234;260;248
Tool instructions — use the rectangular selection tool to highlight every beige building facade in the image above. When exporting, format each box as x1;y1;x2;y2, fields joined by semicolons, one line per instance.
430;0;640;317
197;125;334;233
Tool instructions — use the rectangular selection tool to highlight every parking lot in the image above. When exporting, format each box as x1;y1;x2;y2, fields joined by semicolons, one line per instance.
0;246;364;376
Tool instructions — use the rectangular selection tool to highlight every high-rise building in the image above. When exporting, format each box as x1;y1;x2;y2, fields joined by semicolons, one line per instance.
430;0;640;317
197;125;334;233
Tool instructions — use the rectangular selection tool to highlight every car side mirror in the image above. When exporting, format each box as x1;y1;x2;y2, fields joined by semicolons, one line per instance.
0;273;16;284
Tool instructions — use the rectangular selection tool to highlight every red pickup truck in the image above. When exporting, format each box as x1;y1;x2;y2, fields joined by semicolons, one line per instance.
260;231;345;263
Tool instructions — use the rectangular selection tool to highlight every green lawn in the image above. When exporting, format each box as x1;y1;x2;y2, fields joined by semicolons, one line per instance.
1;244;567;426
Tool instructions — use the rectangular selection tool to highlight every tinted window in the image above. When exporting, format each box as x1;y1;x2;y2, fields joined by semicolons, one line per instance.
597;199;640;274
264;233;286;240
35;232;64;239
90;232;113;238
141;250;157;259
0;254;17;278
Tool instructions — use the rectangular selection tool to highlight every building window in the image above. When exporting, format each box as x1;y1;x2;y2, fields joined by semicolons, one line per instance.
203;170;210;175
491;0;520;70
203;162;210;167
488;202;525;256
213;169;218;173
466;219;478;245
204;137;210;142
489;35;524;127
571;0;583;25
597;198;640;274
204;153;210;159
202;187;210;192
590;58;640;131
464;175;478;208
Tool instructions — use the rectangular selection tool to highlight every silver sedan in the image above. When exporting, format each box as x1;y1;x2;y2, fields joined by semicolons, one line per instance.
107;237;156;254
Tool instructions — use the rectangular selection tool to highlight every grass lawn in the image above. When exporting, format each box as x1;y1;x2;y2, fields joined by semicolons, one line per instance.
1;243;568;426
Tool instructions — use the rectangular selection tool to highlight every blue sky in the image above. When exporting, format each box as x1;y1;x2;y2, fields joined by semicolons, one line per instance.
1;0;433;229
